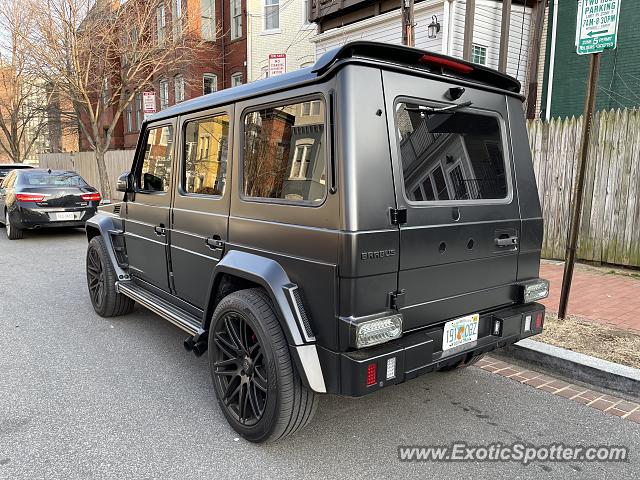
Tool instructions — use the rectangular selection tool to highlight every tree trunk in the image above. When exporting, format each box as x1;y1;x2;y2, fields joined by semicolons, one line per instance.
95;148;112;200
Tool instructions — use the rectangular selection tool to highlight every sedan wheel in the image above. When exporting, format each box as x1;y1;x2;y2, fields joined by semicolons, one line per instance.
5;210;23;240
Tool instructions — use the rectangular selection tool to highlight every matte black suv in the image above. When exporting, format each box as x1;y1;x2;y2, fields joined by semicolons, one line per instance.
85;42;549;443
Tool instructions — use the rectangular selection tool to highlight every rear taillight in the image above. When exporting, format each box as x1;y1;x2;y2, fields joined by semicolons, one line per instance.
15;193;44;202
366;363;377;386
81;192;101;202
418;54;474;74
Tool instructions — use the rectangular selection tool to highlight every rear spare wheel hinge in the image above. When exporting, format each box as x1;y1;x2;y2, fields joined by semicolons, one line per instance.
390;207;407;225
389;290;406;310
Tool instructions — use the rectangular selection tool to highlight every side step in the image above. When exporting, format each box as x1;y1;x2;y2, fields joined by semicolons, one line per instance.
117;281;201;336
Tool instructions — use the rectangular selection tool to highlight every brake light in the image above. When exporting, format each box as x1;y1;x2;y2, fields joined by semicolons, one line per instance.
81;192;102;202
15;193;44;202
418;55;474;74
366;363;377;386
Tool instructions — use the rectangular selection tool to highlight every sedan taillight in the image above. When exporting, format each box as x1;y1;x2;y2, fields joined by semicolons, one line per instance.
15;193;45;202
81;192;101;202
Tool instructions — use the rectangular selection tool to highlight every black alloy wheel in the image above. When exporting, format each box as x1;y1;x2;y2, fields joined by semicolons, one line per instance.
212;311;268;426
87;245;106;310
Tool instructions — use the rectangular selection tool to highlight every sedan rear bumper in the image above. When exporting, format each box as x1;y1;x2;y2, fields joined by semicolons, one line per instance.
318;302;546;396
9;205;97;229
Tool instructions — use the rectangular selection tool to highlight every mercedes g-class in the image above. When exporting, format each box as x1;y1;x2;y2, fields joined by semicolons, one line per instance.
85;42;549;443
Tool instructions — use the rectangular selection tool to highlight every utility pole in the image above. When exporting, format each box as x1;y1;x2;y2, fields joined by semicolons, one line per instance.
498;0;512;73
526;0;547;118
401;0;415;47
558;53;600;319
462;0;476;60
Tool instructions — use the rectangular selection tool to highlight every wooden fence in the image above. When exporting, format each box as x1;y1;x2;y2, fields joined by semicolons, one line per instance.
38;150;134;201
528;108;640;267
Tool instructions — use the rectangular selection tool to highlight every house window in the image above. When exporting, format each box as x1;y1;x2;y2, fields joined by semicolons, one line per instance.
301;101;321;116
265;0;279;30
242;99;326;204
183;115;230;196
101;78;109;106
302;0;311;25
175;75;185;103
125;100;133;133
231;0;242;39
157;5;166;43
135;93;143;130
173;0;183;37
231;72;243;87
290;144;313;179
159;79;169;110
471;44;487;66
201;0;215;40
203;74;217;94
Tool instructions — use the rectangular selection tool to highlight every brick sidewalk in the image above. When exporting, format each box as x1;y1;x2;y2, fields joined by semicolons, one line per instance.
477;356;640;423
539;262;640;333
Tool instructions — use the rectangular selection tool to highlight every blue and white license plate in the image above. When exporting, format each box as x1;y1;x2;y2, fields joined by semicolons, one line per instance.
442;313;479;351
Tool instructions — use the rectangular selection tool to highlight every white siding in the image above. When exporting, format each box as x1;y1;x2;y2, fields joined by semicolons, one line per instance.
451;0;532;87
313;1;445;56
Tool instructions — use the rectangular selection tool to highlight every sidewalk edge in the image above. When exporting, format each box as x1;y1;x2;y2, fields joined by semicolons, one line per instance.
498;338;640;398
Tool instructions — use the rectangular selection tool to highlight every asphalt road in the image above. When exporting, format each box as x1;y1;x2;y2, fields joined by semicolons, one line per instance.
0;228;638;480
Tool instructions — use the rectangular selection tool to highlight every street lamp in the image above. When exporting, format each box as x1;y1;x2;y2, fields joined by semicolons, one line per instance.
428;15;441;39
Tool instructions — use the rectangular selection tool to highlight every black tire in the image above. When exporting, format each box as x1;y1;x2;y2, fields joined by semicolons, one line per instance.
86;236;134;317
438;352;486;372
208;288;318;443
5;209;23;240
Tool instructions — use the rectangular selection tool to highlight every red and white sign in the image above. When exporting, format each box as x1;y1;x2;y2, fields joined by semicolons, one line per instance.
268;54;287;77
143;91;156;114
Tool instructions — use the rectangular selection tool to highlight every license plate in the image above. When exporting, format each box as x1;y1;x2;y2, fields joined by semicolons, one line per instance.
442;313;480;351
55;212;76;221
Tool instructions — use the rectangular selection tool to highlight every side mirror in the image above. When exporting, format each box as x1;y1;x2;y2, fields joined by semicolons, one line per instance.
116;171;133;193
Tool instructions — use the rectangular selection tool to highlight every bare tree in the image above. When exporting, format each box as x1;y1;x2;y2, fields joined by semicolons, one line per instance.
0;0;52;164
26;0;209;197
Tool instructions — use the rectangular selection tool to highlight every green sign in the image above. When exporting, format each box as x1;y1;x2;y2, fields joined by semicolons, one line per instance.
576;0;621;55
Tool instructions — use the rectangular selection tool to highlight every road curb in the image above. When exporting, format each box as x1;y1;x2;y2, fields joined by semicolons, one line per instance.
498;338;640;399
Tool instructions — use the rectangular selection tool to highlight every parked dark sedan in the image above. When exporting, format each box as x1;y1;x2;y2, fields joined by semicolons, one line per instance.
0;169;100;239
0;163;33;180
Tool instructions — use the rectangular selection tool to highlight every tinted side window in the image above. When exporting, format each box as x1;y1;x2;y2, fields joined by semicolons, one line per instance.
138;126;173;192
183;115;229;196
396;102;508;202
242;99;326;204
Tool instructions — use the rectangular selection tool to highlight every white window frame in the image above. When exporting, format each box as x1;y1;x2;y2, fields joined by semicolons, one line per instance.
264;0;280;31
289;143;313;179
159;79;169;110
201;0;216;41
231;0;242;40
174;74;185;103
157;5;166;43
135;93;143;131
173;0;183;37
471;44;487;66
231;72;243;87
203;73;217;94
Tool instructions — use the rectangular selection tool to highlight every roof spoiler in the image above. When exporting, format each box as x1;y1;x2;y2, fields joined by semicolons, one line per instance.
312;41;521;94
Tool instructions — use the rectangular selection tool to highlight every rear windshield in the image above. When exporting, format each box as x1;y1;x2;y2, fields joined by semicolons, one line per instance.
395;102;508;202
21;172;88;187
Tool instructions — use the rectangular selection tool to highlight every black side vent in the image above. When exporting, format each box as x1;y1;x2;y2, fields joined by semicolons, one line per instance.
292;288;314;340
113;205;121;215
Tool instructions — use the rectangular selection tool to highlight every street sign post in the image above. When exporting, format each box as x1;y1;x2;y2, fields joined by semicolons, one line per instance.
559;0;621;318
268;54;287;77
576;0;621;55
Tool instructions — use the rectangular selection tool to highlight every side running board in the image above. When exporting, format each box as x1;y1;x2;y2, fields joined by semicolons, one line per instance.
116;281;201;336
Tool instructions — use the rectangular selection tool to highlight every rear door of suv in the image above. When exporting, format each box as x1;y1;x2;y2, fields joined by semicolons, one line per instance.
382;71;521;332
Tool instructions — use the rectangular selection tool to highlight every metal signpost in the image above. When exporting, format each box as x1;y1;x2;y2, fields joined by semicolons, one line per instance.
558;0;621;319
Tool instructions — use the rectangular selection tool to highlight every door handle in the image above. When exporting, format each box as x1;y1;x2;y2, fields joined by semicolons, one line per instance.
495;235;518;247
205;236;225;250
154;225;166;236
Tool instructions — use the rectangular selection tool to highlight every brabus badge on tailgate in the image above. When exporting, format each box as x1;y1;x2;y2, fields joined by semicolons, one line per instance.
361;249;396;261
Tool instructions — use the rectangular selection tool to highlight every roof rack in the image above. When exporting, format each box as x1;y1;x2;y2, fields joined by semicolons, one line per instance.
312;41;521;94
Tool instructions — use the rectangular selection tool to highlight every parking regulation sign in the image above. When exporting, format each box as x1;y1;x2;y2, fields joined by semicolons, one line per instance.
576;0;621;55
